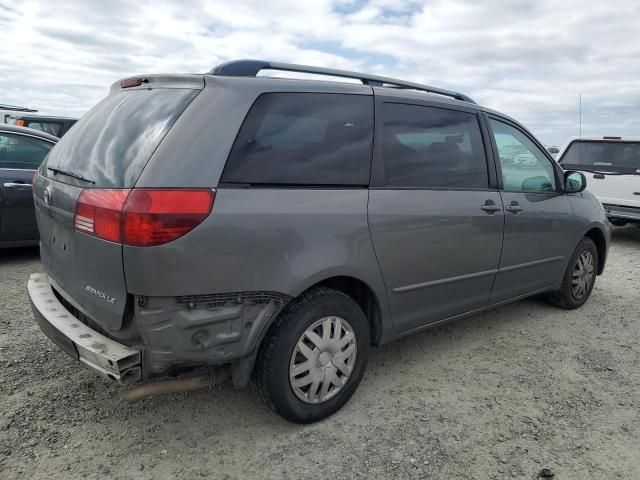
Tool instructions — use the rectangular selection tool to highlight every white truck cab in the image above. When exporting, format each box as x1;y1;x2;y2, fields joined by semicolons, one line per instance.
556;136;640;226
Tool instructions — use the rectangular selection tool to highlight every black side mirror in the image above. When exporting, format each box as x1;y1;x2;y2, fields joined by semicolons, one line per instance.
564;171;587;193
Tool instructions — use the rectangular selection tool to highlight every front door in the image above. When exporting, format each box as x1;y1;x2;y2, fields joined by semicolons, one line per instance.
486;117;575;303
0;132;53;242
368;100;504;333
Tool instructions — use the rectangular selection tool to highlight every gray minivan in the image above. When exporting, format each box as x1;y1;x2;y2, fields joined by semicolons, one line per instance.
28;60;610;423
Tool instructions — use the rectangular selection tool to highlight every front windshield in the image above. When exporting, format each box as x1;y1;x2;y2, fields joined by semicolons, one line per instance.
559;140;640;174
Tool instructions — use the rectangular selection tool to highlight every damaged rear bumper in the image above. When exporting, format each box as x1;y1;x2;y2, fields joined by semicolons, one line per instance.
27;273;142;384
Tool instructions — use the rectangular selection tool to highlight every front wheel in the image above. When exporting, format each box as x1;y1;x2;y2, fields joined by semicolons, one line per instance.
251;287;370;423
546;237;598;309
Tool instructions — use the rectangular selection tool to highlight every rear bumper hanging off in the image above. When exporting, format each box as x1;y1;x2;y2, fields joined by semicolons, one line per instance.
27;273;142;384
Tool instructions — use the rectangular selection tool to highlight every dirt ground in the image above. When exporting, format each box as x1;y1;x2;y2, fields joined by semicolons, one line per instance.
1;227;638;480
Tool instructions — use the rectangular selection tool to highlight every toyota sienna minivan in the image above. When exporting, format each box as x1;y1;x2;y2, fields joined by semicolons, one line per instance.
28;60;610;423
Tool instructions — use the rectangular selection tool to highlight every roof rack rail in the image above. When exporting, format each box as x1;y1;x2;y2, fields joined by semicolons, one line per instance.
209;59;476;104
0;104;38;113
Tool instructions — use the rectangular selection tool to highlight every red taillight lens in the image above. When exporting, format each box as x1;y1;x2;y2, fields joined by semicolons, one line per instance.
122;189;214;246
74;190;130;243
73;188;214;246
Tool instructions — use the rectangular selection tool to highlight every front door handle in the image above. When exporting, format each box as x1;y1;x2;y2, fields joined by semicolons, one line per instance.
505;201;523;213
3;182;33;188
480;200;502;213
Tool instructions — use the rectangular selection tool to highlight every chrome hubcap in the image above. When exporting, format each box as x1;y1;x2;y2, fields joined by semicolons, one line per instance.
572;250;595;299
289;316;357;404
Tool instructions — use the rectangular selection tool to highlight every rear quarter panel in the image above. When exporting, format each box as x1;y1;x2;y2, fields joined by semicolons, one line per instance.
122;188;392;329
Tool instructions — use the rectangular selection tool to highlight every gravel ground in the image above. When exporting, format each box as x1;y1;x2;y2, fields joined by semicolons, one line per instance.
1;226;639;480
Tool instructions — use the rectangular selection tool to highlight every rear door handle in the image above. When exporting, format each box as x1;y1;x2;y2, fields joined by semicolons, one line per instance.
505;202;523;213
480;201;502;213
3;182;33;188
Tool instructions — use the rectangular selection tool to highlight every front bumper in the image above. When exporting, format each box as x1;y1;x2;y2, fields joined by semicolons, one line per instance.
28;273;142;384
604;204;640;222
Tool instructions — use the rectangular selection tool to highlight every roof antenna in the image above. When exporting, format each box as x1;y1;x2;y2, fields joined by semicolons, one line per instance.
579;93;583;164
579;93;582;140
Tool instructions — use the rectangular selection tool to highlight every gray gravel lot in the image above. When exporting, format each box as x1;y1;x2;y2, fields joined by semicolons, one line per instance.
1;227;639;480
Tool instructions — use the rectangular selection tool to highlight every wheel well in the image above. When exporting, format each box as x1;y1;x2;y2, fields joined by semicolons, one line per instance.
312;276;383;346
585;228;606;275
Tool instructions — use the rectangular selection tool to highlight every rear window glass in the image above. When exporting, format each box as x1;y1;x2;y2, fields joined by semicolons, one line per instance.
45;88;198;188
222;93;373;186
559;141;640;174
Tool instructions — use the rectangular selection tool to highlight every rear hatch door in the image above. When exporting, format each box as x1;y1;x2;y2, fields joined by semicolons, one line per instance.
33;78;201;330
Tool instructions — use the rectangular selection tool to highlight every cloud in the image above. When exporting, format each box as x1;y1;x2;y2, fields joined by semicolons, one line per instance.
1;0;639;145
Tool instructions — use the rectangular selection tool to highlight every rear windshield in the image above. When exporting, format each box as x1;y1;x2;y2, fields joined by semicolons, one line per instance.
45;88;198;187
222;93;373;186
559;140;640;174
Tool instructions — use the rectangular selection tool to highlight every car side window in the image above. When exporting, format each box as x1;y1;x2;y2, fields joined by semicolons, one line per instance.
27;122;62;137
382;103;488;188
489;119;557;192
0;133;53;170
223;93;374;186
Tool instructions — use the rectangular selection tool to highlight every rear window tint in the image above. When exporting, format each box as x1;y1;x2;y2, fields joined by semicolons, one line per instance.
46;88;198;188
222;93;373;186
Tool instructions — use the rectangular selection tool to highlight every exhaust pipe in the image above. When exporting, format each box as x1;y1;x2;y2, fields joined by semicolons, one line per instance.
123;367;229;402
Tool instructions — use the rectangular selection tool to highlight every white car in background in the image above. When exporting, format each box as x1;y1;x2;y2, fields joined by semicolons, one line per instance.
546;146;560;158
556;136;640;226
514;152;538;167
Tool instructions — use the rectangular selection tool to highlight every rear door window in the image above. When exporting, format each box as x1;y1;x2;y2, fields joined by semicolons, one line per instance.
45;88;198;188
222;93;374;186
0;133;53;169
381;103;488;188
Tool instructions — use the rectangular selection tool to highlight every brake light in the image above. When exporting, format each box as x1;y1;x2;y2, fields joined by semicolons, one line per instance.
122;189;214;246
120;77;146;88
73;189;214;246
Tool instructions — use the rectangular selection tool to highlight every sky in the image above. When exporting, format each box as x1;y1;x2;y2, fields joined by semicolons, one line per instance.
1;0;639;146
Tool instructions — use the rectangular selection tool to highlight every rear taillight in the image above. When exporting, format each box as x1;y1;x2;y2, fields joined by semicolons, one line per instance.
74;189;214;246
75;190;130;243
122;189;214;246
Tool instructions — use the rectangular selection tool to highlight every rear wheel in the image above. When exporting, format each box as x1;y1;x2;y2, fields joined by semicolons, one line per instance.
251;287;369;423
547;237;598;309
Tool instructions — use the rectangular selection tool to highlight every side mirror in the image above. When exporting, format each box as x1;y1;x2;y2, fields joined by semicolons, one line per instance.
564;171;587;193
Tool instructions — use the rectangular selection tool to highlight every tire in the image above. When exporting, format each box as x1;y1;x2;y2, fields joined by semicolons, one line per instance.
251;287;370;423
546;237;598;310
